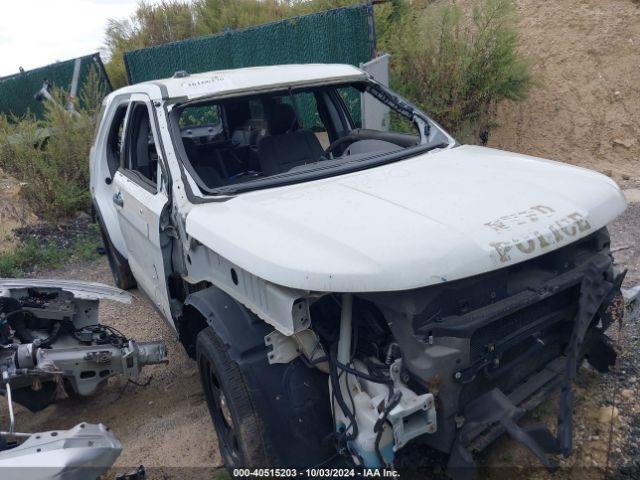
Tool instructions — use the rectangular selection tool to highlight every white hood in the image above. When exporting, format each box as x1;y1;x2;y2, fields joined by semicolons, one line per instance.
186;145;626;292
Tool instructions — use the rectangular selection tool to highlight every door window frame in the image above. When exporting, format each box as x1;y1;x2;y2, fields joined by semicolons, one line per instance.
119;96;165;194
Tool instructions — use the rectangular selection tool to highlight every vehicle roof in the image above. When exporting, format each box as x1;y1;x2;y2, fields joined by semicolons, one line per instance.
107;63;368;103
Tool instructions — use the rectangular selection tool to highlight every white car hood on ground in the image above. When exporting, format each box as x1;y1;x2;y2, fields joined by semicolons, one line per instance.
186;145;626;292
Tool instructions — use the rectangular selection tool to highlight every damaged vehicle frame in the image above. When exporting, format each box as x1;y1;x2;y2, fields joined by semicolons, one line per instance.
90;64;628;475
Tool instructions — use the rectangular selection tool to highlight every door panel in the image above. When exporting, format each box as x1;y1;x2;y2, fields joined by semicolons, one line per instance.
90;97;131;259
112;95;173;324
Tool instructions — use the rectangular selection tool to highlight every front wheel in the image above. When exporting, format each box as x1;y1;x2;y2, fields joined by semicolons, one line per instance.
196;327;269;469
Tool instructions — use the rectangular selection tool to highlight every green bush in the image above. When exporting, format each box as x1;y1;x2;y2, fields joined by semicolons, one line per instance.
0;239;67;277
384;0;532;140
0;68;104;221
0;234;102;277
105;0;201;87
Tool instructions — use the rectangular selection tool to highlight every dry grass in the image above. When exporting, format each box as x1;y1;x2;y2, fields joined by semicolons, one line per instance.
0;68;104;221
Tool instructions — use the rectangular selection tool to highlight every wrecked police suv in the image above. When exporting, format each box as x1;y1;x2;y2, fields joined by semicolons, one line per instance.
89;64;627;476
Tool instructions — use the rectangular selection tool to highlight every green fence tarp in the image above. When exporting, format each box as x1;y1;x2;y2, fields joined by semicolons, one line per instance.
0;53;112;120
124;5;375;84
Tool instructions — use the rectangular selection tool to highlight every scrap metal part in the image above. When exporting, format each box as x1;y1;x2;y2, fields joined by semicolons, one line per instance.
622;284;640;322
0;423;121;480
0;365;122;480
0;279;133;304
0;279;168;411
5;338;168;397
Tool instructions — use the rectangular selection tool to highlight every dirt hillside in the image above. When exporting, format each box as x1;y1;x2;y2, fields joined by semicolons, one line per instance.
490;0;640;180
0;169;37;253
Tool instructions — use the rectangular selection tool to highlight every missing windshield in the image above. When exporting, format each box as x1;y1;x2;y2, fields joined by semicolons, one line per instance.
171;81;453;195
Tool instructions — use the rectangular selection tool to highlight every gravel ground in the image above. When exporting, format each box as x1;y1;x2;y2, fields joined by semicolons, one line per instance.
1;199;639;480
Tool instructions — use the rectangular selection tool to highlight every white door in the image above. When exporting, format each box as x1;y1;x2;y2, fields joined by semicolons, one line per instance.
111;94;172;321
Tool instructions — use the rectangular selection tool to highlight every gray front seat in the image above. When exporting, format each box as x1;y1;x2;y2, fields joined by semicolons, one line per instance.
257;103;324;176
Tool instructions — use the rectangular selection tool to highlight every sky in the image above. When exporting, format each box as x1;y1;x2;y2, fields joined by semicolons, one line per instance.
0;0;161;77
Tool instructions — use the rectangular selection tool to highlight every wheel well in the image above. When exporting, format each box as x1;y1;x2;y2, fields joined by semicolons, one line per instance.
183;285;335;466
177;303;208;358
169;275;212;358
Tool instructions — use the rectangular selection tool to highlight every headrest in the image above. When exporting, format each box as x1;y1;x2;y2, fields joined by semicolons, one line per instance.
225;102;251;130
266;102;299;135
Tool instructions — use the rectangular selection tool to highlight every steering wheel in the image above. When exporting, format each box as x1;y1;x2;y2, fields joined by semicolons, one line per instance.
229;170;260;181
324;135;361;159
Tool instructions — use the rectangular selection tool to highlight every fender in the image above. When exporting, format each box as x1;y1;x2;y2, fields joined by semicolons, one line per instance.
183;286;269;360
183;286;335;467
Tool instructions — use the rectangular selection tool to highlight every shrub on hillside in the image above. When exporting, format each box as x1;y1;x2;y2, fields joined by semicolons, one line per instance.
384;0;532;140
0;68;104;221
105;0;200;87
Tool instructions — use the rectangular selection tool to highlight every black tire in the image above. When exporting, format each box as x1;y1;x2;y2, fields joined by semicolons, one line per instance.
196;326;269;469
97;216;137;290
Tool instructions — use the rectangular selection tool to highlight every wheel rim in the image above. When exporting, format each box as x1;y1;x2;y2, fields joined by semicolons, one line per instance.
219;391;233;427
200;356;241;464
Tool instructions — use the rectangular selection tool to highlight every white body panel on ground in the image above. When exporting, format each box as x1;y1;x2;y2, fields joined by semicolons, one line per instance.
0;279;132;303
0;423;121;480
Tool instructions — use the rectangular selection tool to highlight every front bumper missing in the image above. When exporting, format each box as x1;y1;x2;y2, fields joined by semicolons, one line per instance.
447;255;624;480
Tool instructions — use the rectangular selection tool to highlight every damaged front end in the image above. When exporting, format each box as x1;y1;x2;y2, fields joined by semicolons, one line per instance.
276;228;625;475
366;229;623;475
0;279;167;411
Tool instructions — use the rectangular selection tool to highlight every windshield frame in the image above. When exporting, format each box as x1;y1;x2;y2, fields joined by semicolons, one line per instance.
168;78;456;197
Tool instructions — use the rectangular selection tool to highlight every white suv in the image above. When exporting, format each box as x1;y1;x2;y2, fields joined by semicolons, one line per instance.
90;64;627;475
